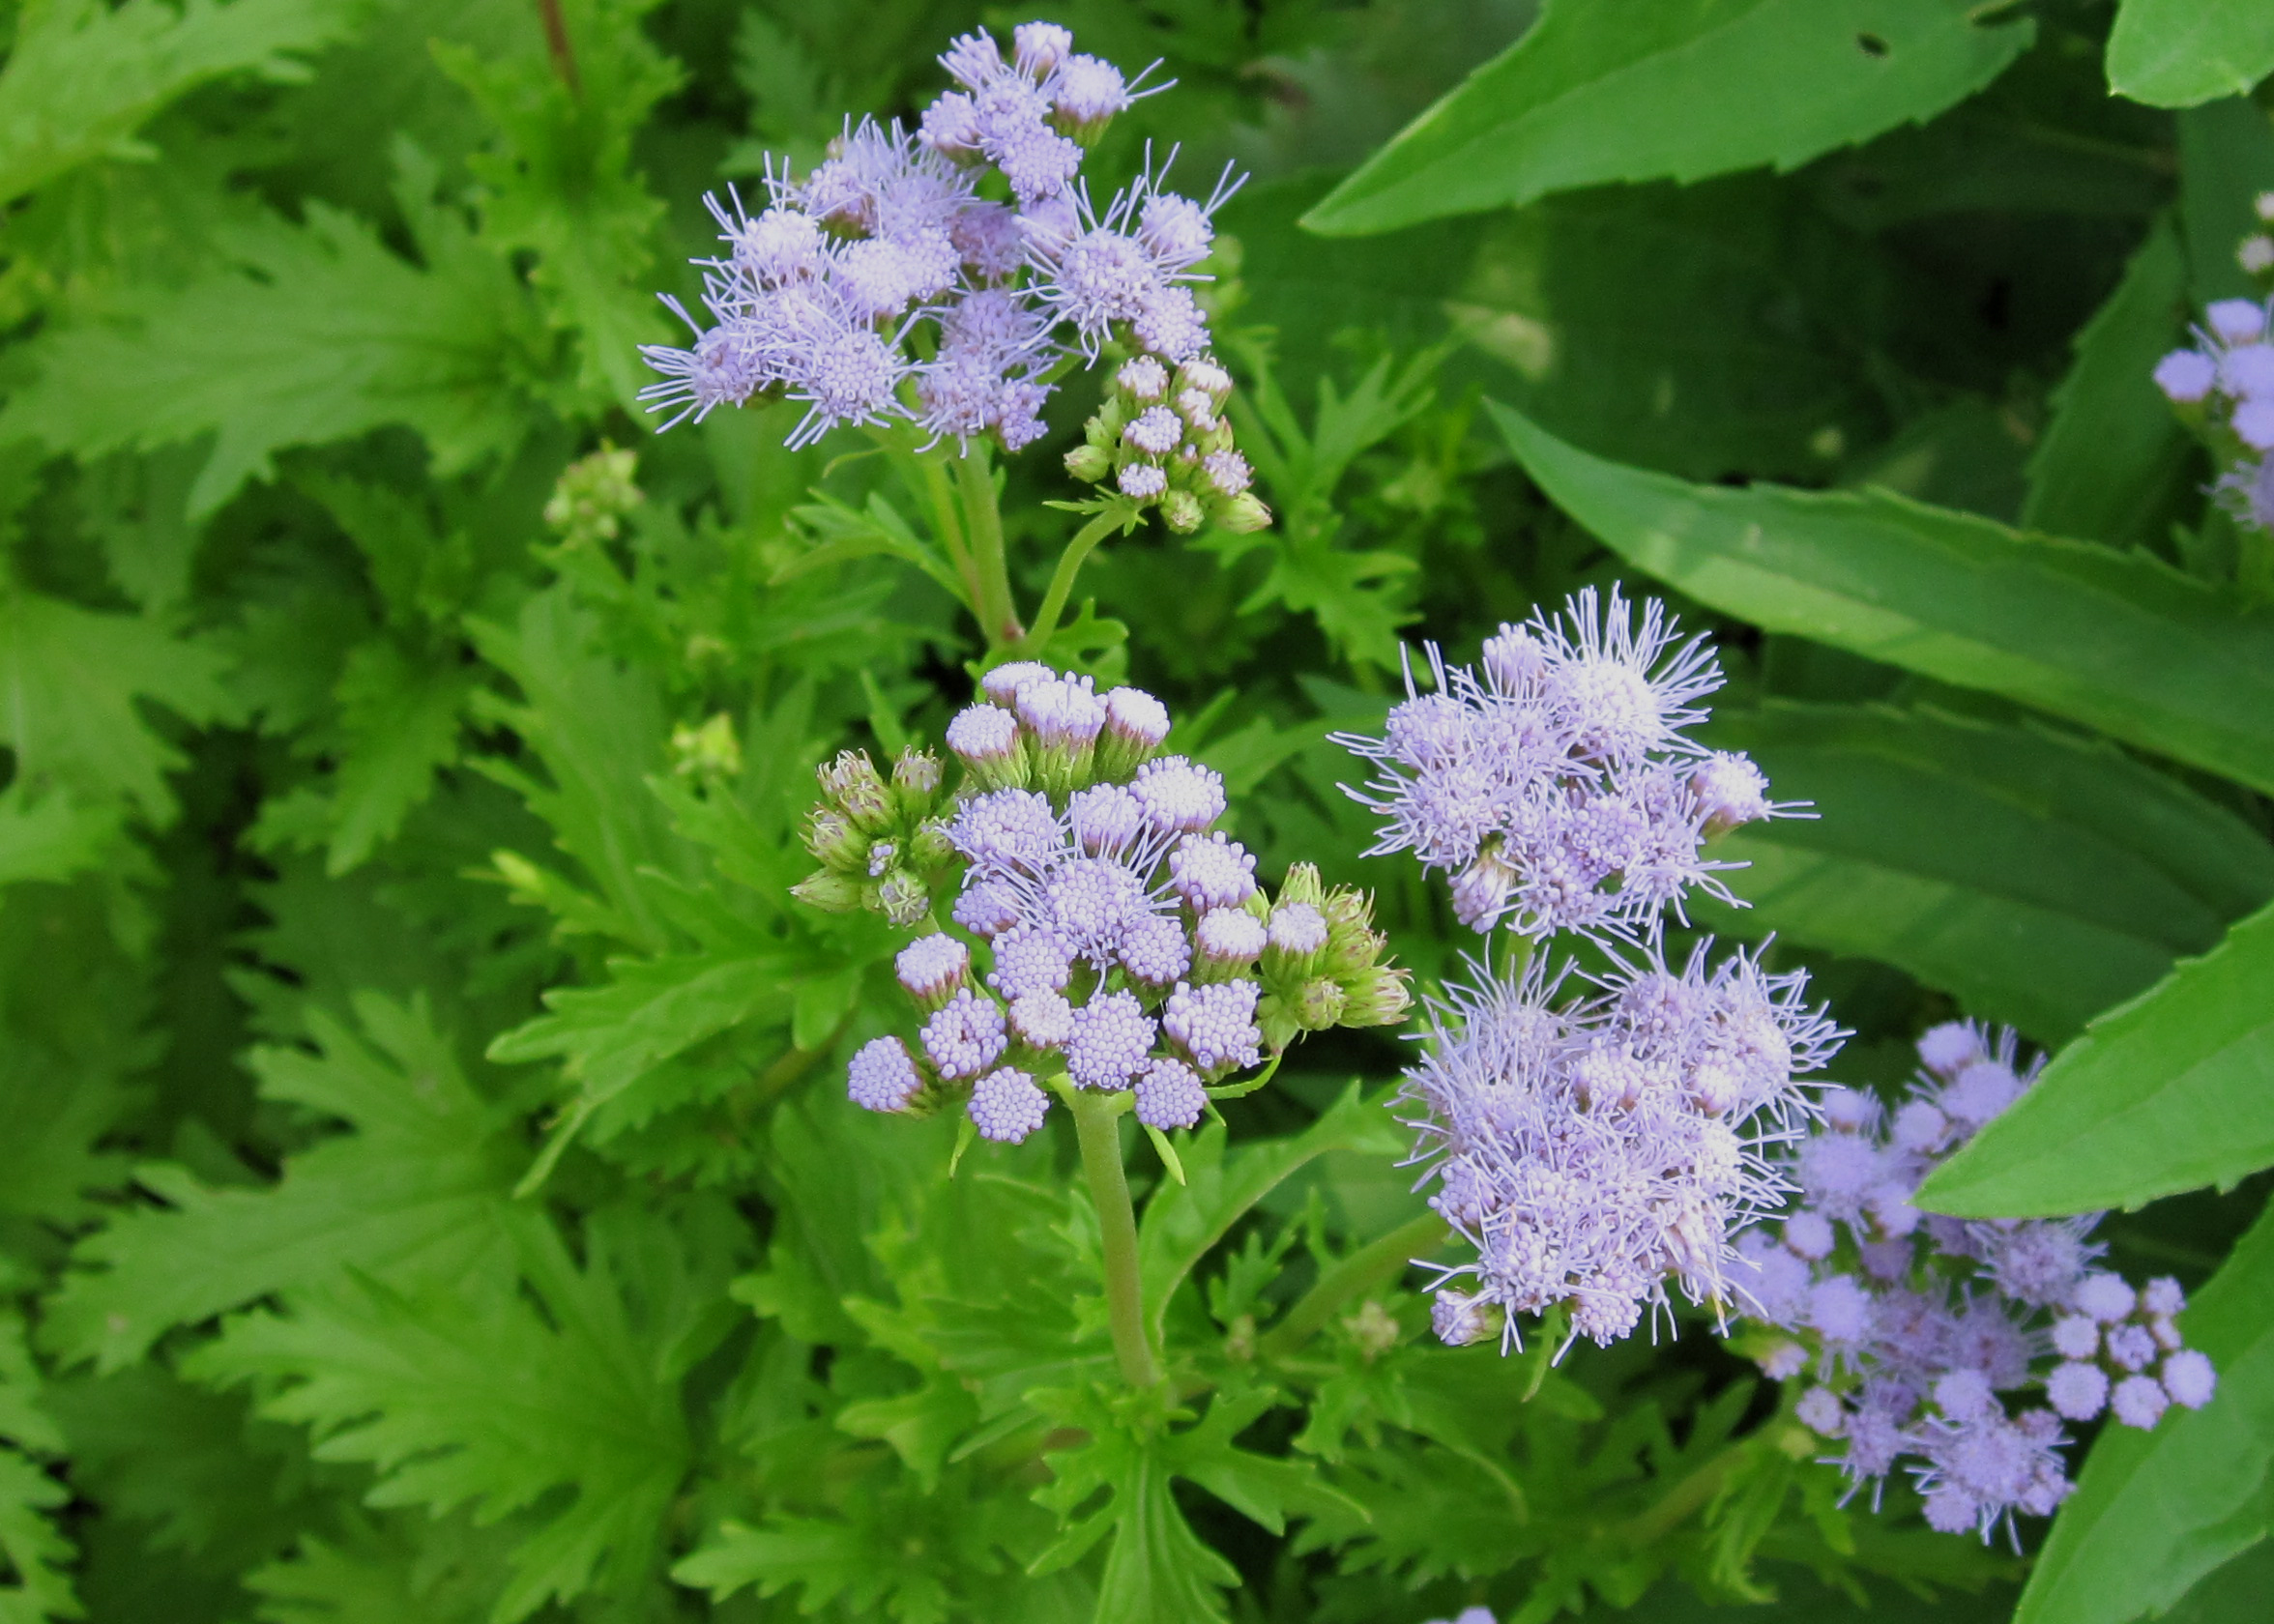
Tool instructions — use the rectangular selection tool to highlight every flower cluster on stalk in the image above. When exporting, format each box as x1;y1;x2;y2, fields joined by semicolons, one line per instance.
637;16;1268;526
1341;589;1813;1352
802;662;1411;1147
2152;189;2274;531
1737;1022;2216;1544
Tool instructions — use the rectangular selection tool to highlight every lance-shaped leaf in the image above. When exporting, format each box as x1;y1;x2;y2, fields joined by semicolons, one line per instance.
1491;401;2274;797
2007;1195;2274;1624
2108;0;2274;110
1704;703;2274;1043
1302;0;2032;236
1919;898;2274;1217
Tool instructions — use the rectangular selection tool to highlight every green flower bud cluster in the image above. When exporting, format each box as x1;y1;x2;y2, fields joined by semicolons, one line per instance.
790;746;955;925
543;443;644;546
1064;353;1271;535
1254;862;1413;1053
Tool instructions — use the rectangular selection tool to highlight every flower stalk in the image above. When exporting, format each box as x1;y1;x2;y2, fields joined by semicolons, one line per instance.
1071;1088;1162;1389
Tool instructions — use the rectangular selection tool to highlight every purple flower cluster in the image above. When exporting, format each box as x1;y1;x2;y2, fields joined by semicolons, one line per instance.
1739;1022;2216;1544
1412;944;1841;1351
2153;290;2274;532
832;661;1410;1146
1335;588;1787;941
639;19;1245;460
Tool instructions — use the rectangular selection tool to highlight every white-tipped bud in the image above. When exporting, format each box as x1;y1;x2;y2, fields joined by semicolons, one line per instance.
946;704;1028;790
1117;355;1169;402
980;660;1054;707
895;934;972;1010
1194;908;1267;976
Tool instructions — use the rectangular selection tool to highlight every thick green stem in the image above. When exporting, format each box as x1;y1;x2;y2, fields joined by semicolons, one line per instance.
1018;510;1122;655
1071;1089;1161;1389
1259;1210;1451;1362
916;456;987;625
954;448;1023;647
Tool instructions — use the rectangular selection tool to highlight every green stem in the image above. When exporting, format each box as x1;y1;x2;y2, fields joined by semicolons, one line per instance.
1019;509;1122;655
954;447;1024;647
1258;1210;1451;1362
916;455;987;626
1619;1440;1751;1547
1070;1088;1161;1389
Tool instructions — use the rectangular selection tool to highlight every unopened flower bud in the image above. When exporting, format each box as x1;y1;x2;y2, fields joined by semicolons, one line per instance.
849;1035;928;1115
1117;354;1169;403
980;661;1054;708
790;870;864;913
803;807;868;873
1449;845;1518;932
1161;489;1205;534
1321;886;1385;976
946;703;1029;791
908;817;954;870
1692;751;1772;835
877;869;929;927
1064;442;1111;482
1177;356;1232;402
1338;964;1413;1027
1193;908;1267;978
819;749;894;832
893;745;944;802
1293;976;1347;1031
1213;491;1271;533
1016;672;1105;795
1264;900;1328;978
1275;862;1326;910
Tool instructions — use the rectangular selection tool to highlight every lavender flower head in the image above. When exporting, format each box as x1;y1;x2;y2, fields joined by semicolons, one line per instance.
2153;291;2274;532
1335;587;1793;941
811;660;1411;1152
1408;942;1842;1353
638;17;1257;481
1741;1020;2218;1544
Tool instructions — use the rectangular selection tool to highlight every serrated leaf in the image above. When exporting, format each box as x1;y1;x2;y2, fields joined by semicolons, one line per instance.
1703;703;2274;1043
2107;0;2274;110
2021;217;2193;549
1303;0;2032;235
0;1316;73;1624
1490;401;2274;796
1919;898;2274;1218
0;588;230;822
189;1213;690;1624
2008;1193;2274;1624
0;791;120;889
45;993;516;1372
0;147;552;515
0;0;364;207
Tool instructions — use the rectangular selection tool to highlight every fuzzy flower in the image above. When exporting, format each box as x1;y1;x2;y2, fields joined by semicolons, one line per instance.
1162;979;1262;1074
1134;1058;1207;1129
1337;587;1782;942
969;1066;1051;1144
1065;989;1158;1089
848;1035;926;1114
921;989;1008;1082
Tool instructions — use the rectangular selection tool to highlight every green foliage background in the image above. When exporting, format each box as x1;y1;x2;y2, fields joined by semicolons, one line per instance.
1;1;2272;1621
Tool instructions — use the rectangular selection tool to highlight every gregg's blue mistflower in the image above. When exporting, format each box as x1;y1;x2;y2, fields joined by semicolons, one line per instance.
1748;1020;2219;1542
1405;942;1840;1353
802;661;1411;1150
2153;293;2274;531
1336;587;1793;941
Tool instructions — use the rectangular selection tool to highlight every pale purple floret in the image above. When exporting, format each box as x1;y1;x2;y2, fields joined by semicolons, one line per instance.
1974;1218;2097;1308
2143;1277;2187;1318
1203;449;1252;495
1795;1385;1845;1436
1041;855;1155;961
1134;1058;1207;1129
921;989;1008;1082
848;1036;925;1114
1118;355;1169;401
1167;831;1256;909
951;789;1064;877
1103;685;1172;748
1782;1209;1835;1261
1267;901;1326;956
969;1066;1051;1144
1911;1406;2073;1538
2074;1272;2136;1323
1017;673;1107;747
1916;1020;1983;1077
1194;908;1266;966
2047;1361;2109;1421
2105;1322;2157;1373
1162;979;1262;1073
989;923;1073;999
953;879;1022;938
2050;1316;2100;1360
1810;1275;1876;1353
947;704;1021;768
1125;405;1182;454
2111;1374;2169;1429
980;660;1054;705
895;934;970;1004
1008;990;1073;1050
2164;1349;2217;1408
2208;298;2267;343
1119;462;1167;499
1068;784;1146;855
1118;914;1192;985
2235;401;2274;450
1132;757;1226;833
1065;990;1157;1089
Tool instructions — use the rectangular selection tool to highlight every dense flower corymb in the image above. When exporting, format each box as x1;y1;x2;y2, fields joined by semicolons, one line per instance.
1335;588;1790;941
797;664;1411;1148
1740;1022;2217;1544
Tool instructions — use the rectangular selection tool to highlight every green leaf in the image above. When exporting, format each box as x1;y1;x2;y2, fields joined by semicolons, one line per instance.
188;1212;692;1624
0;1315;75;1624
2108;0;2274;109
2179;98;2274;304
1490;401;2274;796
0;588;230;822
0;791;121;889
2008;1193;2274;1624
1303;0;2032;235
1704;703;2274;1043
45;994;517;1372
1919;898;2274;1218
2021;217;2194;549
0;0;363;207
0;146;552;515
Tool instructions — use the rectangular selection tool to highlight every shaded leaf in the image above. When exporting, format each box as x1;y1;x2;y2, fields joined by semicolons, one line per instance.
2108;0;2274;110
1304;0;2031;235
